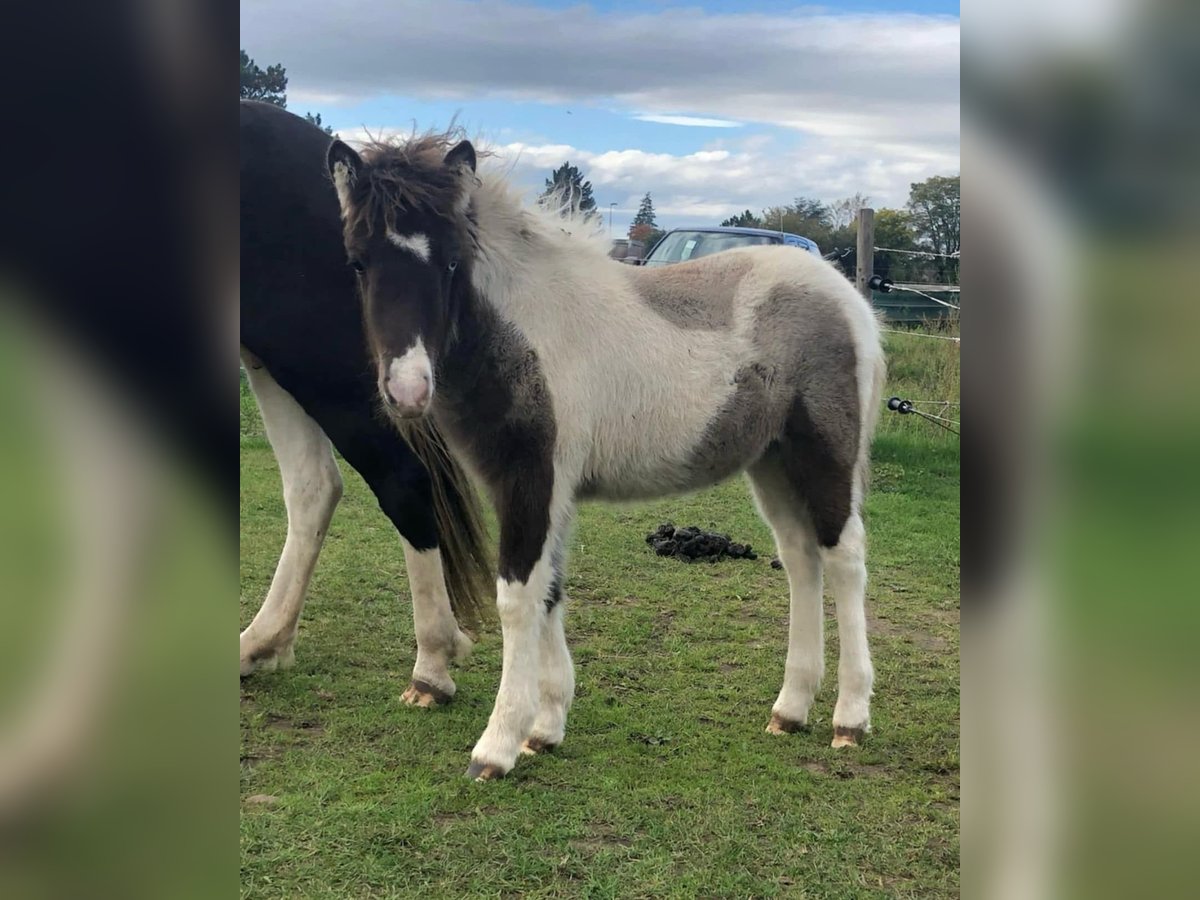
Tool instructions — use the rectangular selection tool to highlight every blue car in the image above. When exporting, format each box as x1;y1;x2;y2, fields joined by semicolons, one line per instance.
639;226;822;267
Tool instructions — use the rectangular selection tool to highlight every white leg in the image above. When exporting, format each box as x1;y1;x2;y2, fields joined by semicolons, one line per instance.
240;354;343;676
399;539;474;707
824;512;874;746
466;554;553;780
522;601;574;754
748;467;825;734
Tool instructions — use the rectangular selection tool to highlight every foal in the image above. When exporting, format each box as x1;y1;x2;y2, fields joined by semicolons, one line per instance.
327;133;887;780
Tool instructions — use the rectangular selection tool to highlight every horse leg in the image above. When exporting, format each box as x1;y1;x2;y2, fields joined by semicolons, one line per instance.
522;541;575;754
753;411;874;747
399;537;474;707
240;353;343;676
824;511;873;747
747;457;825;734
332;429;474;708
467;480;571;781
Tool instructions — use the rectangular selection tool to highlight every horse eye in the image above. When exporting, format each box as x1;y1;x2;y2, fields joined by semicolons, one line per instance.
349;258;365;273
447;260;459;274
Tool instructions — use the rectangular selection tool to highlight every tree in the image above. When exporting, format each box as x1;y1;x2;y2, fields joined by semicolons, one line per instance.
906;175;960;281
539;163;597;220
305;111;334;136
629;193;661;246
873;208;917;253
240;49;335;136
240;50;287;106
720;209;762;228
828;193;871;230
760;197;833;247
629;223;665;250
871;208;920;281
631;192;657;229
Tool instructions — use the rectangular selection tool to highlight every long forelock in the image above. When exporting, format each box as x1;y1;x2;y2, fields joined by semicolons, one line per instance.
341;127;487;243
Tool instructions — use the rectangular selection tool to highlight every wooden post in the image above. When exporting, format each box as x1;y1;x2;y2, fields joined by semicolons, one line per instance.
855;207;875;299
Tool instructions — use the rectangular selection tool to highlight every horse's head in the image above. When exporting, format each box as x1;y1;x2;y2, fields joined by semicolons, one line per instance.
326;135;477;418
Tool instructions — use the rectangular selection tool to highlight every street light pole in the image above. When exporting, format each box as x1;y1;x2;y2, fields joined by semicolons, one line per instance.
609;202;617;237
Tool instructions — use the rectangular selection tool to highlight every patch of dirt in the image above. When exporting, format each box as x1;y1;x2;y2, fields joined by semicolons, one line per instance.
569;822;634;854
264;713;326;736
646;523;759;563
650;608;676;639
867;612;950;652
240;749;278;770
244;794;278;805
800;760;889;779
431;806;499;828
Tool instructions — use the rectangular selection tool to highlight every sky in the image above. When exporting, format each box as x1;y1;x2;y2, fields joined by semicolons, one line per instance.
242;1;959;238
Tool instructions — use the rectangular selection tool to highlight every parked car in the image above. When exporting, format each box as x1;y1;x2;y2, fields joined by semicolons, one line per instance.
637;226;822;267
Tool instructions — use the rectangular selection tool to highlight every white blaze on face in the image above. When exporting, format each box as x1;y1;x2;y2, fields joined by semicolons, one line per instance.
384;338;433;416
386;228;431;262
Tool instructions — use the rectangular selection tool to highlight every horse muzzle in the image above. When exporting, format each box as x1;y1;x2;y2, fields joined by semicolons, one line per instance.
380;345;434;418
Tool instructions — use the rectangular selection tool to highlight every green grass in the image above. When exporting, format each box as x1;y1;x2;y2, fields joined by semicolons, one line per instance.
240;325;959;898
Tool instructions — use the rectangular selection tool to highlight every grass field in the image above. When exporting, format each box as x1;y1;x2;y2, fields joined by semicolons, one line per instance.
240;320;959;898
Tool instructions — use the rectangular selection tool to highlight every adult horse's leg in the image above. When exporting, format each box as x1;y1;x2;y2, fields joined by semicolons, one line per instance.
468;483;573;781
748;457;825;734
240;352;343;675
824;511;873;747
332;432;475;707
398;538;474;706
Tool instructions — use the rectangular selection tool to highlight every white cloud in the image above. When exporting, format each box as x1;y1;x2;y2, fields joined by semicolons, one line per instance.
245;1;959;220
484;138;952;215
632;114;744;128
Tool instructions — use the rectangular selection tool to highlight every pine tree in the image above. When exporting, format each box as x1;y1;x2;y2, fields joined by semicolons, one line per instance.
631;192;657;228
539;163;597;219
240;50;334;136
240;50;287;106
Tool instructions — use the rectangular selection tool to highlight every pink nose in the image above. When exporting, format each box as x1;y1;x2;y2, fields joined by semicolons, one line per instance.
385;373;431;414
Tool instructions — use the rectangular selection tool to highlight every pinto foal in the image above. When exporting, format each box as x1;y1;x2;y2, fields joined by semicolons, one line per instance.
327;133;886;780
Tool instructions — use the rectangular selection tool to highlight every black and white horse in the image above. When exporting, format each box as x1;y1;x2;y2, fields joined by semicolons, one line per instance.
326;130;887;781
239;101;491;707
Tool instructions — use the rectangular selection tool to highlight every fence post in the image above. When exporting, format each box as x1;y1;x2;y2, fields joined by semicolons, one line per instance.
855;207;875;299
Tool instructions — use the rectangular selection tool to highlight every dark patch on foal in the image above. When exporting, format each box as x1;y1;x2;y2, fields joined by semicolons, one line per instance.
630;254;752;330
749;284;862;547
434;293;558;586
545;531;567;611
683;362;783;486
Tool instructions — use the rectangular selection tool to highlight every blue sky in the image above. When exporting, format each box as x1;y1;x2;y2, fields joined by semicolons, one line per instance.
243;1;959;237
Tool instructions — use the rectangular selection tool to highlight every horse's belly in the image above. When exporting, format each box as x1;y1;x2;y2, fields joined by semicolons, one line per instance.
578;407;764;500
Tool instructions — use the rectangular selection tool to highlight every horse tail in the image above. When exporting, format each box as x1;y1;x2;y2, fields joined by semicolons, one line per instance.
398;420;495;632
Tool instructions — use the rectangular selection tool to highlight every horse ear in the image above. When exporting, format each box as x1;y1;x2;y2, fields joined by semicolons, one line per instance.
443;140;476;174
326;140;362;212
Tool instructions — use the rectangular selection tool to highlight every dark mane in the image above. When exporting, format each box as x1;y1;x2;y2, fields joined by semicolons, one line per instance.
339;127;486;239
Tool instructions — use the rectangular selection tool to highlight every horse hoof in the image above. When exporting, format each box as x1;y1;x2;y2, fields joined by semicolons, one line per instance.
766;712;808;735
239;642;295;678
466;760;507;782
401;680;454;708
520;737;558;756
831;726;865;748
